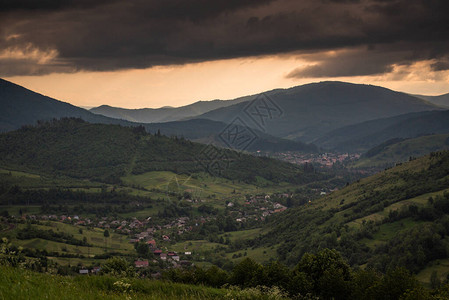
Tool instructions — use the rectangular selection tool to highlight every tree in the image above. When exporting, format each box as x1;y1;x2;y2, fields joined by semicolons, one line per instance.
351;268;381;300
134;241;150;258
100;257;135;277
263;261;290;291
103;229;110;248
295;248;353;300
372;267;418;300
430;270;441;289
230;258;264;288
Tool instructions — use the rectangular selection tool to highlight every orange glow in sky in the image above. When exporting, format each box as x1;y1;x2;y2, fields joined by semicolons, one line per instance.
5;55;449;109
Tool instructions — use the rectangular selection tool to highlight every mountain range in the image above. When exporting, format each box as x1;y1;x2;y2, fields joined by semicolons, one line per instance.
0;78;313;153
89;96;251;123
191;82;441;142
2;78;449;155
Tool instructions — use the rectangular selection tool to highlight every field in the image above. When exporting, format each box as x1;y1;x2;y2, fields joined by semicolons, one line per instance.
164;228;275;264
225;246;278;263
1;221;134;266
417;258;449;286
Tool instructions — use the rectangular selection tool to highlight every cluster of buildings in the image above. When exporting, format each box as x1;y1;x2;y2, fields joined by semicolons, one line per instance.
270;151;361;167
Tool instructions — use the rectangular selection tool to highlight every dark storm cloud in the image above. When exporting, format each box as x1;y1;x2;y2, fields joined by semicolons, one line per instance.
0;0;448;76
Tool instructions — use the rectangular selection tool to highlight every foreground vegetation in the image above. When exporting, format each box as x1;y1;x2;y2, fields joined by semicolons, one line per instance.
3;246;449;300
0;265;231;300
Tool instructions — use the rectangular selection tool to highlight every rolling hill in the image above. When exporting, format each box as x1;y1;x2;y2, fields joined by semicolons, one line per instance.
195;81;440;142
315;110;449;152
257;150;449;278
414;93;449;108
90;96;251;123
0;118;323;185
352;133;449;168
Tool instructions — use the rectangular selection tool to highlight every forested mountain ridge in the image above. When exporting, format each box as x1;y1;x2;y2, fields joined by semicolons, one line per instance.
316;110;449;152
196;81;440;142
0;118;323;185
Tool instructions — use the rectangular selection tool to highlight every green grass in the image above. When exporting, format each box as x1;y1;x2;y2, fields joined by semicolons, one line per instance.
220;228;263;242
122;171;260;200
0;168;41;179
3;222;134;264
0;265;288;300
416;258;449;285
226;246;277;264
371;218;420;242
0;265;230;300
168;240;223;254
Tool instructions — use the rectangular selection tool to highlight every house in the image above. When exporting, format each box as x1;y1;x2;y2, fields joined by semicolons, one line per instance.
167;251;176;256
135;260;149;268
153;249;162;256
147;239;157;248
184;252;191;255
172;255;180;262
162;235;170;241
160;253;167;260
79;269;89;275
91;267;101;274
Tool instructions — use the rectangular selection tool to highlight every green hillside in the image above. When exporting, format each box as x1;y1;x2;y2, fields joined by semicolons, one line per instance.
258;151;449;279
315;110;449;152
353;134;449;168
0;118;322;185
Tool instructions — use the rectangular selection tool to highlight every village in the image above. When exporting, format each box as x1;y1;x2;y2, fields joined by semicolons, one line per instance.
5;192;292;275
267;151;361;167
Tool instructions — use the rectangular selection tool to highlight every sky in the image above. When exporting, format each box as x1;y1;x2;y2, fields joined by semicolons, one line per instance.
1;0;449;108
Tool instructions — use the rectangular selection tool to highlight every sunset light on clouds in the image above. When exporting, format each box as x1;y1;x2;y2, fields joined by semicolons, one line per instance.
1;0;449;108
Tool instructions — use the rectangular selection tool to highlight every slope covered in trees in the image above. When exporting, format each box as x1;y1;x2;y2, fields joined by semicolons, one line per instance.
0;118;323;185
258;151;449;276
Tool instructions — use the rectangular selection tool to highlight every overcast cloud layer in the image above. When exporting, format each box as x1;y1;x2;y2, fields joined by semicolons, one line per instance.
1;0;448;77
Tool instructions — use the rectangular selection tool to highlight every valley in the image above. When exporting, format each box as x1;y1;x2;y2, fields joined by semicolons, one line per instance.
2;80;449;299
